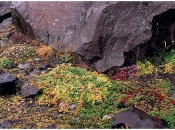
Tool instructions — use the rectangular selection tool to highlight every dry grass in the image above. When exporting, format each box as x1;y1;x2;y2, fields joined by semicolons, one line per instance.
36;45;54;58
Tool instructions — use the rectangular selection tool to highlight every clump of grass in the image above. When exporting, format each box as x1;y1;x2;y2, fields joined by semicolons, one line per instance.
0;58;13;69
36;44;54;58
136;60;155;75
0;44;35;64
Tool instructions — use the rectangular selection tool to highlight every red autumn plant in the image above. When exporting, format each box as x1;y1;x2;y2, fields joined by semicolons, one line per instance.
108;65;138;81
10;33;26;43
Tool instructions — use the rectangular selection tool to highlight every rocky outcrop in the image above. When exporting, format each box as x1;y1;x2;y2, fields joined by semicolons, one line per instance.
7;2;175;72
70;2;175;72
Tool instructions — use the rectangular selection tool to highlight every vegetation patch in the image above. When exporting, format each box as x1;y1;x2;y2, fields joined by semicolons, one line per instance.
33;63;112;112
36;45;54;58
0;44;35;64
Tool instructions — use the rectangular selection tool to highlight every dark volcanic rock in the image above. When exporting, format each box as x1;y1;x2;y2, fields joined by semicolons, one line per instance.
0;73;17;95
112;106;164;129
10;1;175;72
21;82;39;98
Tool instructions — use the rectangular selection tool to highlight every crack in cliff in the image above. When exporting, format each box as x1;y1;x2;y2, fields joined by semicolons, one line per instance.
123;9;175;66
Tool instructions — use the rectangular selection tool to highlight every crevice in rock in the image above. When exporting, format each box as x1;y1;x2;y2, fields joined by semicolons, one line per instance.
0;12;12;23
123;9;175;67
12;9;37;40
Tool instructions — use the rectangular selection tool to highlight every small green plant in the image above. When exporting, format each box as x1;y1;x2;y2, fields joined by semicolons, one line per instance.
0;58;13;69
136;60;154;75
60;53;74;63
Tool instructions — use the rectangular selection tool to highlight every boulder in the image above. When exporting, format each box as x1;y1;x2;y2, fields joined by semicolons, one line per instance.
10;2;175;72
111;106;164;128
0;73;17;95
21;82;39;97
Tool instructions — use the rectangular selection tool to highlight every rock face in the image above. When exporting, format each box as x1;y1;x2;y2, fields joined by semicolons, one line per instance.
10;2;175;72
0;73;17;95
112;106;164;129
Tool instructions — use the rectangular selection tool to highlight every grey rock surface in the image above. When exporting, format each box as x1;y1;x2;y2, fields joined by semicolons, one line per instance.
21;82;39;97
0;2;11;16
1;17;12;28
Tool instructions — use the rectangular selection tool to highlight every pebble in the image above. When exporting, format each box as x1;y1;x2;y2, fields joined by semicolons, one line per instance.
34;58;41;62
102;114;112;120
68;104;77;111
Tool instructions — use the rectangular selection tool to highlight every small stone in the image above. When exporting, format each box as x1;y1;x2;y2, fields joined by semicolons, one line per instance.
57;58;63;64
19;70;27;76
34;58;41;62
45;123;56;129
18;62;32;70
1;120;12;128
29;69;40;75
68;104;77;111
21;82;39;98
53;110;58;116
102;114;112;120
39;64;50;70
0;40;7;46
